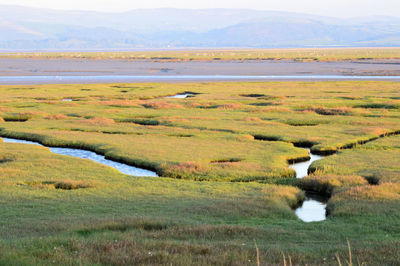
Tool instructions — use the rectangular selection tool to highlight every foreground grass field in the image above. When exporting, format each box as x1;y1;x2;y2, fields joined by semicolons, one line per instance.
2;47;400;61
0;81;399;264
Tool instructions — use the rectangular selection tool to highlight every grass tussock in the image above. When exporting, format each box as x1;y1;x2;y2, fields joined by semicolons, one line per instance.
299;174;368;196
302;107;352;116
143;101;183;109
2;113;33;122
54;180;92;190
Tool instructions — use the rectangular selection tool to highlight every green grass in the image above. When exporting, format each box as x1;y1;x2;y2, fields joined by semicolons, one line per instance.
0;80;399;264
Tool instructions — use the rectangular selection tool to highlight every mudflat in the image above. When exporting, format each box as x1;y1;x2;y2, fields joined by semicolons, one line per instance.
2;58;400;77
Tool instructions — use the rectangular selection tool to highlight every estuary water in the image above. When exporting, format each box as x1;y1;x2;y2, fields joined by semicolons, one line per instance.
1;74;400;84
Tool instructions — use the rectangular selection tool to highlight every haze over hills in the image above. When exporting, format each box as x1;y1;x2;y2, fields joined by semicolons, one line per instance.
1;5;400;49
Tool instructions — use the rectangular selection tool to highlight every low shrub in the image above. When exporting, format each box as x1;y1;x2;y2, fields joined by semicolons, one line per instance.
54;180;91;190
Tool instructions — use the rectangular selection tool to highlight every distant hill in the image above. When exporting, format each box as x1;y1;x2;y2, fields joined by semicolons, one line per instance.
1;5;400;49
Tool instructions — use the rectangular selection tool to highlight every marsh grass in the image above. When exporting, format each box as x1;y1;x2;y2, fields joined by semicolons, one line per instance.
2;113;33;122
4;48;400;61
0;80;399;264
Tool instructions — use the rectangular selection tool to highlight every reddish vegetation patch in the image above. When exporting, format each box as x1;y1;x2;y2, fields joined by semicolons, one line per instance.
45;114;69;120
167;162;203;174
143;101;184;109
250;107;291;113
0;106;12;112
99;100;139;107
361;127;391;136
79;117;115;125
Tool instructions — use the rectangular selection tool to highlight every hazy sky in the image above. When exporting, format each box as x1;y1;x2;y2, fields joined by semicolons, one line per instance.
2;0;400;18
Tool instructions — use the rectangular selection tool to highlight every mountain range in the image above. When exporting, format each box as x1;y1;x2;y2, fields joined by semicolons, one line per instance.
1;5;400;49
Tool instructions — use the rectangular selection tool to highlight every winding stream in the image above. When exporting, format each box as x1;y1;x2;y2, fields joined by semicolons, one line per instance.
290;148;327;222
2;135;328;221
1;137;158;177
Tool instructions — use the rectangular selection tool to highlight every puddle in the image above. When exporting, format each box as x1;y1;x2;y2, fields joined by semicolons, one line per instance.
295;193;327;223
1;137;158;177
166;93;193;99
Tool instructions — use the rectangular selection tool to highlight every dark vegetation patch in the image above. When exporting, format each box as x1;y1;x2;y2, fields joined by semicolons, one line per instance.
180;91;200;95
354;103;399;109
116;118;160;126
54;180;92;190
2;113;32;122
77;218;171;236
249;102;278;107
338;96;362;100
240;93;266;98
111;85;140;89
0;155;15;164
66;113;83;118
15;104;37;108
210;158;242;163
168;134;193;138
299;175;368;196
362;175;380;185
285;119;320;126
19;180;91;190
253;134;283;142
287;155;310;164
292;139;318;148
142;101;183;109
303;107;352;116
80;89;91;91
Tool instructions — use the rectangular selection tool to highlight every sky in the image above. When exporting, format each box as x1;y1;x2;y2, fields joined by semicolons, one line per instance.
1;0;400;18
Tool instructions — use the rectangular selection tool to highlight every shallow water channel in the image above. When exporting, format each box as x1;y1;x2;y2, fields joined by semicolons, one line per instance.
2;136;328;222
290;148;328;222
1;137;158;177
